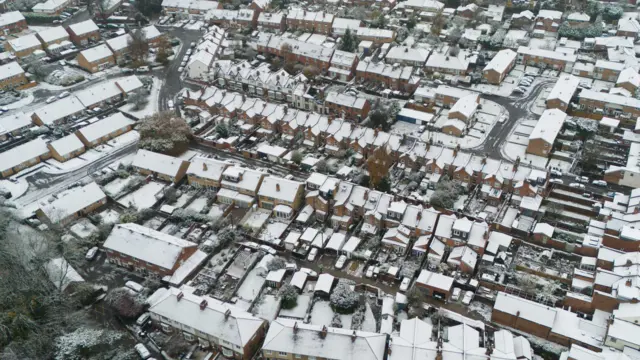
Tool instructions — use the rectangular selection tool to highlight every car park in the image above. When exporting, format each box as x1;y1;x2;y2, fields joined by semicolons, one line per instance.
307;247;318;261
335;255;347;269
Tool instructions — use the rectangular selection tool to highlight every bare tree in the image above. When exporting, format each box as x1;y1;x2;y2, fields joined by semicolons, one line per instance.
128;29;149;67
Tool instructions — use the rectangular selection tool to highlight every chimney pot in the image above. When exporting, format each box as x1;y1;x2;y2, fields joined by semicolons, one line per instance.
276;183;280;191
177;292;184;301
200;299;208;310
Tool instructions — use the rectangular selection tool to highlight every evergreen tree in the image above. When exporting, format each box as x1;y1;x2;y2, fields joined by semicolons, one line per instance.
340;28;357;52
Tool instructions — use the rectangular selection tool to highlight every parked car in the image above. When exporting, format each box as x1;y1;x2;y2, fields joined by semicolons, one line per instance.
307;247;318;261
592;180;607;187
178;66;184;72
335;255;347;269
365;266;374;278
549;178;564;184
58;91;70;99
190;42;196;48
462;291;474;305
125;281;144;293
259;245;276;255
576;176;589;183
180;60;187;67
168;100;174;109
582;193;593;198
46;96;57;104
569;183;586;189
285;263;298;272
136;66;150;73
399;277;411;292
452;288;462;301
299;267;318;278
136;312;151;327
550;169;562;177
512;87;525;94
85;246;99;260
134;343;151;359
186;49;192;55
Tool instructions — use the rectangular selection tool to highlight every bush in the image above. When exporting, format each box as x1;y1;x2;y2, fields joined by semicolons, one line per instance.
104;288;145;319
169;209;212;225
330;279;359;313
267;257;286;271
279;285;298;309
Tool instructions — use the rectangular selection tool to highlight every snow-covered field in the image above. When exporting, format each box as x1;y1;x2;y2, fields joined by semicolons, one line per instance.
119;78;161;119
117;181;165;209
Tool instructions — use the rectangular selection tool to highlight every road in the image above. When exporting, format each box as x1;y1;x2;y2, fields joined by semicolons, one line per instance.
475;79;555;159
155;27;203;113
14;142;138;207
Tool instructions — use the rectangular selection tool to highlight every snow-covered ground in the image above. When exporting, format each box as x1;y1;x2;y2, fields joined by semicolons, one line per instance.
98;209;121;224
187;197;208;212
119;78;161;119
69;218;97;239
253;294;280;321
103;177;132;197
117;181;166;209
236;268;266;303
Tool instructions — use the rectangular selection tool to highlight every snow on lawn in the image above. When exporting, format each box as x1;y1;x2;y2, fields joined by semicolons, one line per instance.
254;294;280;321
117;181;165;209
310;301;334;327
174;192;192;208
119;78;161;119
187;197;208;212
69;218;97;239
0;177;29;199
468;301;492;321
103;177;130;196
207;204;225;221
361;303;377;332
98;209;121;224
236;268;266;303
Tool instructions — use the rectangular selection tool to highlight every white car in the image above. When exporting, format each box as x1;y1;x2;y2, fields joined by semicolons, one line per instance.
58;91;70;99
180;60;187;67
46;96;57;104
285;263;298;272
365;266;374;278
451;288;461;301
134;343;151;359
569;183;586;189
576;176;589;183
182;55;189;62
136;312;151;327
307;247;318;261
335;255;347;269
592;180;607;187
85;246;99;260
549;178;564;184
167;100;174;109
259;244;276;255
299;267;318;277
462;291;474;305
186;49;192;55
125;281;144;293
399;277;411;292
550;169;563;177
178;66;184;72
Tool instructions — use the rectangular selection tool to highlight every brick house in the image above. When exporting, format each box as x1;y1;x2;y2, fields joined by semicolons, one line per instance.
535;10;562;32
546;74;579;112
76;44;115;73
415;269;454;300
257;12;285;32
36;182;106;225
0;11;27;35
74;112;135;148
0;138;51;178
483;49;517;84
0;62;27;90
286;9;334;34
131;149;191;183
47;134;85;162
492;292;554;339
257;176;305;211
324;91;370;121
103;223;198;276
66;19;101;46
7;34;43;58
186;157;230;188
526;109;566;157
517;47;577;72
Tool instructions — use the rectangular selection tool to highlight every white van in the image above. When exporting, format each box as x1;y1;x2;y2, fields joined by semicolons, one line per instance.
136;312;151;327
134;343;151;359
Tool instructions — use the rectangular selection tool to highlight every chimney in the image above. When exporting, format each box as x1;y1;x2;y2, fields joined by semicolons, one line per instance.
485;343;493;356
417;211;422;220
328;115;333;124
177;292;184;301
626;279;633;287
484;230;489;239
364;190;368;200
436;337;443;360
635;207;639;214
276;183;281;191
224;309;232;319
203;162;208;171
374;127;380;136
320;325;328;339
351;330;357;342
200;299;208;310
294;322;299;333
481;157;487;165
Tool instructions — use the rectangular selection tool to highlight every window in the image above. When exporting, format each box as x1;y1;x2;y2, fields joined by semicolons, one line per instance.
279;352;288;356
183;332;195;342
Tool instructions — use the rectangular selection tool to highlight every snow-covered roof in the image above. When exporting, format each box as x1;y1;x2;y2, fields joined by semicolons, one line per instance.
163;249;208;286
0;61;24;82
517;46;577;63
386;45;430;64
529;108;566;144
76;112;135;144
617;67;640;88
186;157;229;181
36;26;69;44
567;12;590;22
79;44;114;63
315;273;335;294
0;111;31;135
39;182;106;223
8;34;42;52
106;33;133;52
132;149;188;179
494;292;556;328
537;9;562;20
75;80;123;108
416;269;454;291
150;287;265;347
263;319;387;360
258;176;303;203
546;74;579;105
48;133;84;156
533;222;554;237
0;11;25;28
325;232;347;251
115;75;144;94
33;95;85;125
290;271;307;289
405;0;443;10
450;94;478;119
618;17;640;33
141;25;161;40
484;49;516;74
426;46;473;71
0;138;50;174
104;223;197;270
266;268;286;283
448;246;478;269
68;19;99;36
45;257;84;291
